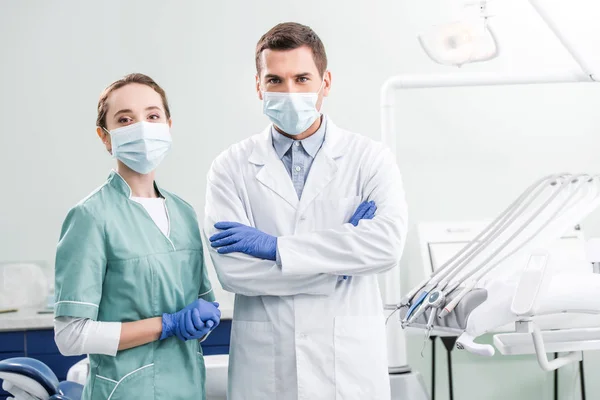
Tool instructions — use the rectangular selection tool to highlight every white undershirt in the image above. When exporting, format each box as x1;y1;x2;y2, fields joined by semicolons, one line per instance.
131;197;169;235
54;197;169;356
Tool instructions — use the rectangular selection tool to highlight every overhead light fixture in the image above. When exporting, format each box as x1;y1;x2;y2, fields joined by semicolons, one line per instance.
418;1;499;67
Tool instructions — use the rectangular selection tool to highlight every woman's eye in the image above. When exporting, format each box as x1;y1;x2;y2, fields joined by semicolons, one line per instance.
148;114;160;120
118;117;132;124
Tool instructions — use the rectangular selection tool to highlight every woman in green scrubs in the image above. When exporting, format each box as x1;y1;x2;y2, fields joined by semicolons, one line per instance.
54;73;219;400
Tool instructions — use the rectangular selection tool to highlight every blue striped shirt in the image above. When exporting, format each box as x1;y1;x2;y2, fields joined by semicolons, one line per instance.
271;116;327;199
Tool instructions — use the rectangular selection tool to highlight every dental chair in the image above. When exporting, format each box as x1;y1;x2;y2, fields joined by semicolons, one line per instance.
401;174;600;375
0;354;229;400
0;357;83;400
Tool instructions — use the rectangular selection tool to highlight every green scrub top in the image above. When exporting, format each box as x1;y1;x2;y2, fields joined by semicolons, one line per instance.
54;171;215;400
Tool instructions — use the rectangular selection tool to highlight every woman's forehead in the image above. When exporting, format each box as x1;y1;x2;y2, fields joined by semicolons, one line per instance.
107;83;164;112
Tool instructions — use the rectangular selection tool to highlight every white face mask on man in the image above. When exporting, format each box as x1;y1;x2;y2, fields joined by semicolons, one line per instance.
261;77;326;136
105;121;172;174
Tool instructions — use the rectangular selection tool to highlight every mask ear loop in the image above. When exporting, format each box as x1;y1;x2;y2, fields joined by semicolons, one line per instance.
101;126;117;157
316;72;328;113
317;71;328;94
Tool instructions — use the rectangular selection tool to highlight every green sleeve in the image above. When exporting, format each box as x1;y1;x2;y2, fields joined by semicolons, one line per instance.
54;204;106;320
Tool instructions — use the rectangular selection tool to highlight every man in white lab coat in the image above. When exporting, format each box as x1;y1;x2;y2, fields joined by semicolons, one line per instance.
204;22;408;400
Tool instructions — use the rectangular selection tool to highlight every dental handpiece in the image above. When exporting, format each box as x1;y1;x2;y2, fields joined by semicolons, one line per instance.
405;298;430;326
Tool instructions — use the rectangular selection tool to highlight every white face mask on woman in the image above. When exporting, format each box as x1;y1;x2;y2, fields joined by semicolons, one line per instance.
105;121;172;174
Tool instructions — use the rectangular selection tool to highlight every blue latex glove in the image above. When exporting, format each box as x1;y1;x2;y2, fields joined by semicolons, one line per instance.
348;201;377;226
175;308;218;341
210;222;277;261
160;299;221;341
342;201;377;280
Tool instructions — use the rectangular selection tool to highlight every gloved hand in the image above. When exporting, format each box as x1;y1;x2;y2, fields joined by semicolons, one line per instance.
342;201;377;280
348;201;377;226
174;307;218;341
160;299;221;341
210;222;277;261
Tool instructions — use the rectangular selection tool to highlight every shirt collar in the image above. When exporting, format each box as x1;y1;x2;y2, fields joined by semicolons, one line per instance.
107;170;165;199
271;114;328;159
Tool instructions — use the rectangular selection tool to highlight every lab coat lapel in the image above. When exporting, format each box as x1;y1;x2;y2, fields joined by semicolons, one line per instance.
297;121;347;216
249;127;300;210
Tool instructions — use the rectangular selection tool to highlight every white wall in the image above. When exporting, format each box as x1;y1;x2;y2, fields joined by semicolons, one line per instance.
1;0;600;398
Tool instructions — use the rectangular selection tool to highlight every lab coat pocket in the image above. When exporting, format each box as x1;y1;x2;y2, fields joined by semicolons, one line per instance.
91;364;154;400
317;195;361;228
334;316;390;400
228;321;276;399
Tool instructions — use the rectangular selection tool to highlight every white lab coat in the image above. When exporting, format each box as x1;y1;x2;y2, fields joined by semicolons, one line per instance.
204;119;408;400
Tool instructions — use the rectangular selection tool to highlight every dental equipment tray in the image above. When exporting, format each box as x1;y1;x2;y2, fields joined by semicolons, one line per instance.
494;327;600;355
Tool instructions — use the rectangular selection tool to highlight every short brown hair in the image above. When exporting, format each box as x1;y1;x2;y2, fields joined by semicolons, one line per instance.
255;22;327;77
96;73;171;129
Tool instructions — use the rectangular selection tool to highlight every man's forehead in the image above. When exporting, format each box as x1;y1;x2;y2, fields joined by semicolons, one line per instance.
260;46;319;76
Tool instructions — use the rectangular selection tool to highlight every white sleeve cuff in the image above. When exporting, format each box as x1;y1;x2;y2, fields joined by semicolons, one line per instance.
54;317;121;356
84;319;122;356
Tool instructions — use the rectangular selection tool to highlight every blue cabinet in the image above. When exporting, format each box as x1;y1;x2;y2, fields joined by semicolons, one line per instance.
201;319;231;356
0;320;232;399
0;332;24;353
26;330;61;354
